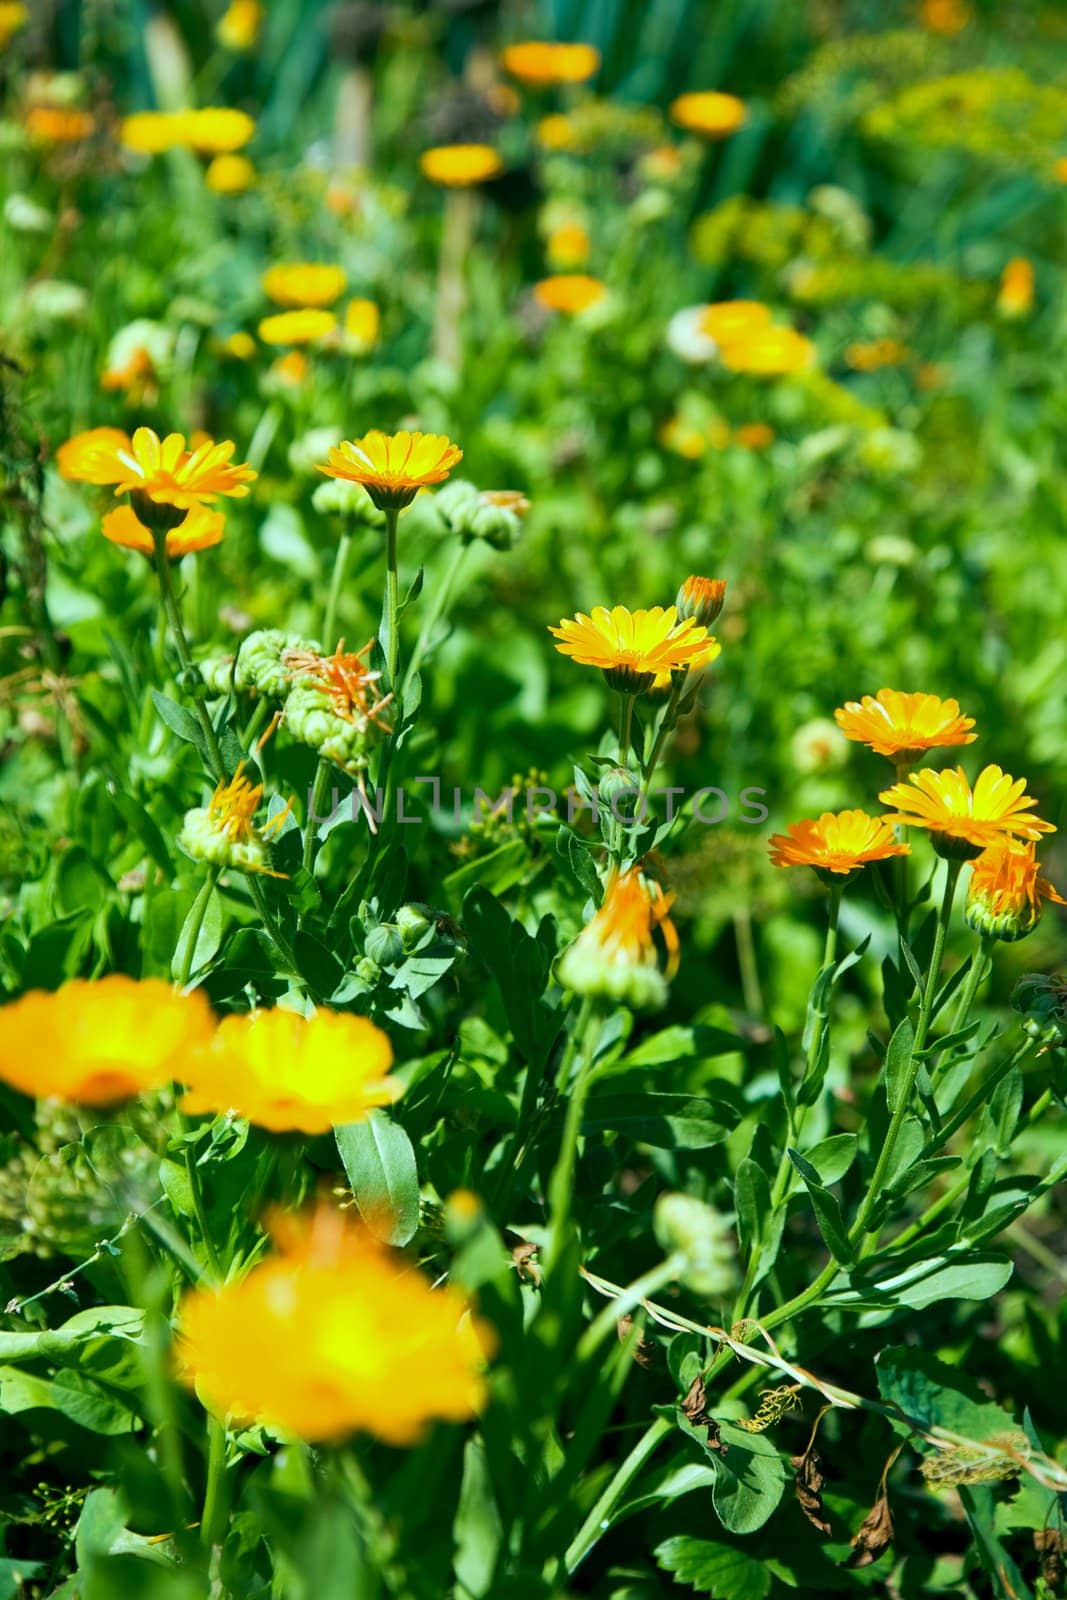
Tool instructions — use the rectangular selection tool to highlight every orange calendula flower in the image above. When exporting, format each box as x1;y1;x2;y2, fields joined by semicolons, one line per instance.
997;257;1034;319
669;91;746;139
262;262;347;308
735;421;775;449
25;105;95;143
178;766;290;877
317;430;462;511
965;841;1065;943
676;575;726;628
419;144;503;187
500;41;600;87
181;1007;398;1133
0;976;214;1106
558;866;679;1010
178;1205;493;1443
533;274;606;314
769;810;910;877
834;689;977;764
719;325;815;375
95;426;256;510
920;0;971;32
56;427;132;484
102;503;225;558
879;766;1055;859
549;604;710;695
258;309;337;345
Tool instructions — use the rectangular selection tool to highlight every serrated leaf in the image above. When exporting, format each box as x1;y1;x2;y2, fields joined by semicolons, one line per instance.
655;1536;770;1600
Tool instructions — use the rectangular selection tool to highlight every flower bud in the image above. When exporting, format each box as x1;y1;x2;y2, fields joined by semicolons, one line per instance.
653;1194;737;1298
396;903;434;948
235;629;321;698
1011;974;1067;1046
675;575;726;628
355;956;381;985
597;765;641;822
365;925;404;966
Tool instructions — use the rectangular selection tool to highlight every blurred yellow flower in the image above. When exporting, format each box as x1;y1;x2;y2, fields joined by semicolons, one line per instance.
0;3;28;47
965;841;1065;942
317;430;463;510
90;426;256;510
343;298;381;352
182;107;255;154
178;1206;492;1443
120;110;186;154
734;422;775;450
769;811;910;875
669;91;746;139
834;689;977;762
269;351;309;386
217;0;262;51
56;427;132;483
720;325;815;376
0;977;214;1106
546;220;591;269
558;867;679;1011
880;766;1055;857
220;330;256;360
500;41;600;87
845;338;909;371
1054;156;1067;184
533;273;606;314
536;113;578;150
920;0;971;33
549;605;709;693
103;503;225;558
699;301;771;344
258;309;338;345
997;257;1034;318
182;1008;398;1133
419;144;504;186
25;105;94;143
205;153;255;193
262;262;347;308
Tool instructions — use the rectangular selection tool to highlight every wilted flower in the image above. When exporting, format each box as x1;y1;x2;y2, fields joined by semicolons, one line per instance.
769;810;910;877
533;274;606;314
880;766;1055;859
834;689;977;764
262;262;347;308
178;1205;492;1443
550;604;710;694
419;144;503;186
178;766;290;877
500;41;600;87
558;868;679;1011
181;1007;398;1133
317;430;462;510
199;628;322;698
964;842;1065;942
669;91;746;139
0;977;214;1106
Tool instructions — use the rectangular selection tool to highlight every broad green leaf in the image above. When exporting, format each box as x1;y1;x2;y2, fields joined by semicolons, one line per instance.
453;1438;502;1598
336;1110;420;1245
150;690;203;751
655;1536;770;1600
170;882;223;981
876;1346;1017;1441
710;1423;786;1535
618;1023;742;1069
583;1091;739;1148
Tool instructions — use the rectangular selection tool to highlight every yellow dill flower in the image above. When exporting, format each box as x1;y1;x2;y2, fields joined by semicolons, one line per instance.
558;867;679;1011
181;107;255;154
720;325;815;375
768;810;910;877
205;153;255;193
25;105;94;143
834;689;977;763
178;1205;492;1444
343;298;381;353
317;430;463;511
997;257;1034;319
258;308;337;345
217;0;262;51
880;766;1055;859
669;91;746;139
56;427;132;484
419;144;504;187
965;842;1065;942
0;976;214;1106
0;3;28;47
533;273;606;314
549;604;710;694
178;766;290;877
546;220;591;270
500;41;600;87
102;503;225;558
262;262;347;309
181;1007;398;1133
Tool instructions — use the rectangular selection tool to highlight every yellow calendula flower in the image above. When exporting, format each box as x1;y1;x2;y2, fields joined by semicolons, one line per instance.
317;430;463;511
217;0;263;51
262;263;347;309
500;41;600;87
102;503;225;558
25;105;95;143
719;325;815;375
0;3;28;47
676;575;726;628
965;841;1065;943
533;273;606;314
178;766;290;877
268;350;309;387
205;153;255;193
181;107;255;154
181;1007;398;1133
698;301;771;345
768;810;910;877
546;220;591;269
56;427;132;484
258;308;337;346
419;144;504;187
735;422;775;450
834;689;977;764
880;766;1055;859
120;110;187;155
0;976;214;1107
649;636;721;697
669;91;746;139
536;112;578;150
178;1205;493;1444
549;604;710;694
91;426;256;511
558;867;679;1011
343;298;381;353
997;257;1034;319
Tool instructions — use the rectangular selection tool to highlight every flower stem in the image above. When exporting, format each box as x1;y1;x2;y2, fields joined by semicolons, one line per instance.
401;539;467;700
563;1415;674;1575
304;756;333;873
152;537;226;783
322;528;352;651
200;1414;230;1552
544;994;599;1270
383;508;400;693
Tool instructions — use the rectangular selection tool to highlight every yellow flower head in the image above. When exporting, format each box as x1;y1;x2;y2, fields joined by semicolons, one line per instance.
262;262;347;309
669;91;746;139
735;421;775;449
0;976;214;1106
92;426;256;511
181;107;256;154
719;325;815;376
649;636;721;697
500;41;600;87
56;427;132;484
343;298;381;352
880;765;1055;859
546;221;591;270
257;309;337;346
697;301;771;345
998;257;1034;319
536;112;578;150
921;0;971;33
0;3;28;47
834;689;977;764
120;111;187;155
419;144;504;187
769;809;910;877
317;430;463;511
102;503;225;559
205;153;255;193
845;338;909;372
558;867;679;1011
965;841;1065;943
217;0;263;51
533;274;606;314
178;766;290;877
181;1007;398;1133
178;1205;492;1443
549;604;710;694
25;105;94;143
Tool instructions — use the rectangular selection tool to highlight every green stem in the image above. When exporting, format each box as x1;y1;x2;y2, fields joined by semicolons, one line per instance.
934;932;996;1078
323;528;352;651
401;540;467;700
200;1414;230;1551
575;1253;685;1366
304;757;333;873
922;1037;1036;1160
544;995;598;1269
563;1415;673;1575
183;1139;222;1280
383;508;400;692
152;537;226;783
246;876;299;976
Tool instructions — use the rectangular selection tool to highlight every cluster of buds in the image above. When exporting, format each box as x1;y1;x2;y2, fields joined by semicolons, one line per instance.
1011;974;1067;1047
200;628;322;699
431;480;530;550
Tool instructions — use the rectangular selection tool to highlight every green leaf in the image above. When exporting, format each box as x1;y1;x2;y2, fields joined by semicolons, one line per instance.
335;1110;420;1246
462;887;557;1069
582;1091;739;1148
453;1438;503;1598
655;1536;770;1600
617;1023;742;1069
710;1423;787;1535
0;1366;139;1433
444;839;530;905
837;1252;1013;1312
170;883;223;982
802;1132;857;1186
150;690;203;751
554;825;602;900
883;1017;915;1114
875;1346;1018;1442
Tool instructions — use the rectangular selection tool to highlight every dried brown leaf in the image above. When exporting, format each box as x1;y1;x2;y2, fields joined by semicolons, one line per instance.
846;1490;894;1569
790;1446;832;1537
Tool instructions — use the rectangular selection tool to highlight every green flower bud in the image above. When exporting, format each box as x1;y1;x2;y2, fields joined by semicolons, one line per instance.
177;803;274;876
653;1194;737;1298
237;629;321;698
597;765;641;822
396;903;434;948
311;477;387;525
365;925;405;966
284;680;372;776
1011;974;1067;1047
355;956;381;984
